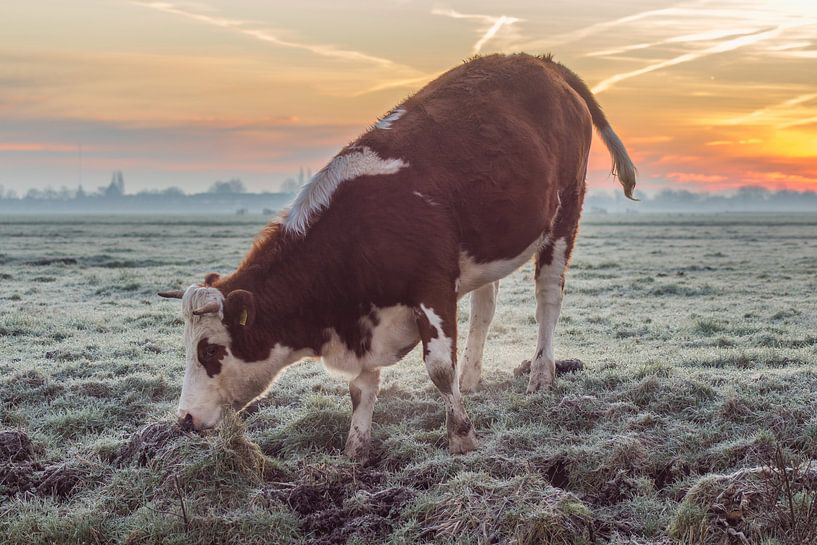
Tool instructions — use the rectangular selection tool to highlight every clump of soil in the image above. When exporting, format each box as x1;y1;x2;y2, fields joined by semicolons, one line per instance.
1;460;43;496
259;464;414;544
514;358;585;377
1;430;100;499
0;430;34;462
25;257;78;266
669;463;817;544
116;421;187;466
411;471;592;545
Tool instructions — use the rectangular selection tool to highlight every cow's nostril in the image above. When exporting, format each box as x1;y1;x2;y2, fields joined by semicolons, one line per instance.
179;413;194;431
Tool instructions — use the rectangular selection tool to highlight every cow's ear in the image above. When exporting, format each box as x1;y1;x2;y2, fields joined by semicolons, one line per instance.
224;289;256;328
204;272;221;286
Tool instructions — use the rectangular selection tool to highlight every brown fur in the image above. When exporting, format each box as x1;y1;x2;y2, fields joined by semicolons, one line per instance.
196;338;226;378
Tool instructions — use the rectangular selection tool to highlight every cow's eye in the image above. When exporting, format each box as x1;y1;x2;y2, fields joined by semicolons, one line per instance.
205;346;218;359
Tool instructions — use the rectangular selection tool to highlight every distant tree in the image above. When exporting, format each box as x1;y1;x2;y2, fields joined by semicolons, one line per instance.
280;177;299;193
235;208;247;215
208;178;245;194
103;171;125;197
76;185;86;199
262;208;274;216
161;186;185;197
57;186;73;200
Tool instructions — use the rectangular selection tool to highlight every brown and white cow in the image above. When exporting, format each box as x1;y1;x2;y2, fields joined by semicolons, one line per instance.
159;53;636;459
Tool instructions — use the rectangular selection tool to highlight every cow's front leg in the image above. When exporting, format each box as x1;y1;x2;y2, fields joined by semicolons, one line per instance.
416;299;478;455
344;368;380;462
460;280;499;393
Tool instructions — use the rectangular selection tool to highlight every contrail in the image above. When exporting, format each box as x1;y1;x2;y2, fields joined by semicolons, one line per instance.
591;24;800;94
723;92;817;126
585;27;760;57
432;8;522;54
135;1;400;68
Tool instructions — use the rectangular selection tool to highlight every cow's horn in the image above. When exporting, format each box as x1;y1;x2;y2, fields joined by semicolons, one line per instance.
158;290;185;299
192;302;222;316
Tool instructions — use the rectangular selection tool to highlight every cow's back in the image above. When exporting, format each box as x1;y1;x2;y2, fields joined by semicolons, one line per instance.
335;54;592;263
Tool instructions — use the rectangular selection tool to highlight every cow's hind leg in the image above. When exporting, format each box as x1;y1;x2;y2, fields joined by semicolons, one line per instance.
459;280;499;393
526;199;581;393
416;297;478;454
344;368;380;461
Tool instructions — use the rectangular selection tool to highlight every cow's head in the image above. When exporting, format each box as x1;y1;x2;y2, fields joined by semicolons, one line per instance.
158;281;293;431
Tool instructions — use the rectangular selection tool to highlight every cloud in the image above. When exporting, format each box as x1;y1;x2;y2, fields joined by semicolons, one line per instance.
666;172;728;183
432;8;522;54
706;139;762;146
0;142;80;152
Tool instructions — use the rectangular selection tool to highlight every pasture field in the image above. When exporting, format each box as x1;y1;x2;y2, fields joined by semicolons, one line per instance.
1;213;816;545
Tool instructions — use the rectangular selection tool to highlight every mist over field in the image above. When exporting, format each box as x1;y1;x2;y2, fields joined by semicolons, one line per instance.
2;213;816;544
3;181;817;214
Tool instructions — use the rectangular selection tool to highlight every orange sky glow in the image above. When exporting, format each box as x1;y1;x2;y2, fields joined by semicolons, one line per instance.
1;0;816;195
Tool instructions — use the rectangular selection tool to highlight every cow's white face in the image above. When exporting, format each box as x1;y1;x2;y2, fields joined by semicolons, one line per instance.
175;285;292;430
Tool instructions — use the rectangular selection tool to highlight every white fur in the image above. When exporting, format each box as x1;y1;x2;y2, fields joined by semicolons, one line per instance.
419;304;452;365
527;237;568;392
457;236;544;297
284;146;408;237
375;107;406;130
412;191;439;206
320;305;419;379
600;125;636;194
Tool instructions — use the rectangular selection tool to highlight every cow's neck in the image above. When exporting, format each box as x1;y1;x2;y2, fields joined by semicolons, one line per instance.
215;229;333;362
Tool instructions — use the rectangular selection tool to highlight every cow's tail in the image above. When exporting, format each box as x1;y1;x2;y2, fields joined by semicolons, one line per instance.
551;60;638;200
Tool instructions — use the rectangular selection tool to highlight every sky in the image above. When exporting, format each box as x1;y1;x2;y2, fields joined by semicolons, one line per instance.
1;0;816;195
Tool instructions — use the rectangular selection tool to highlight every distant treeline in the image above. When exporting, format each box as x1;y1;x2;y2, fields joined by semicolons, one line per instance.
587;187;817;213
1;173;815;214
0;173;298;214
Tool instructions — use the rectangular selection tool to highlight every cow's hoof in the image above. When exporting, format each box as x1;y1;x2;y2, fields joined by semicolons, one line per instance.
459;374;482;394
448;428;478;455
343;433;371;463
526;374;554;393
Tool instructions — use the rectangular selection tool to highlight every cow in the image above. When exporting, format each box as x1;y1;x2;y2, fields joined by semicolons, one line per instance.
158;53;636;460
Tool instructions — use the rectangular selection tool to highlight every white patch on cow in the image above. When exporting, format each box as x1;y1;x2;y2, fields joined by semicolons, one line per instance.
419;304;452;365
321;305;420;379
528;237;568;392
375;107;406;129
457;236;545;297
284;146;408;237
178;285;229;428
412;191;439;206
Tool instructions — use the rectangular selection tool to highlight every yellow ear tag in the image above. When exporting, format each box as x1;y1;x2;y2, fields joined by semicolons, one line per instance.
239;308;248;326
